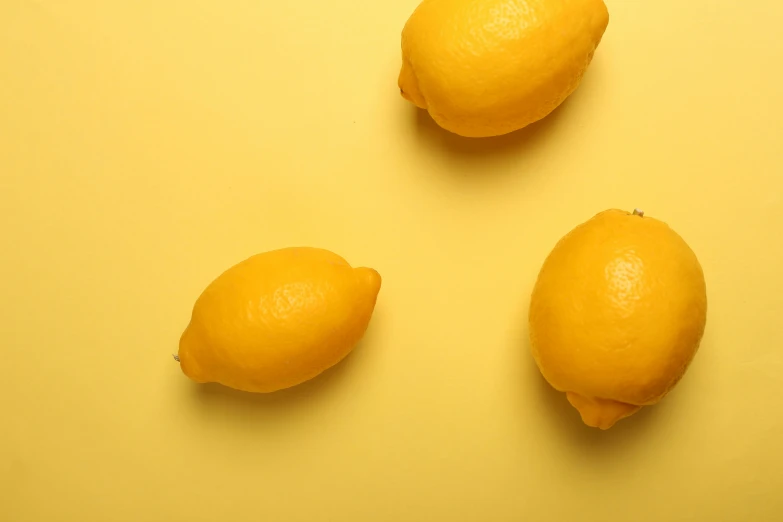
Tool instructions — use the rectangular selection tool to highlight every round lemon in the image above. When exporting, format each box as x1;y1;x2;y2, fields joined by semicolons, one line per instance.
398;0;609;137
177;247;382;393
529;209;707;429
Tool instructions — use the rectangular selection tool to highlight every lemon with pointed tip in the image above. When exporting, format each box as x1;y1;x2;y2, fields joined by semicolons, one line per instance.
398;0;610;137
177;247;382;393
529;209;707;429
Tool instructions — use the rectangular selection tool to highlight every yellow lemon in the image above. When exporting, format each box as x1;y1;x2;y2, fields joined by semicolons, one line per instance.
529;209;707;429
398;0;609;137
177;247;382;393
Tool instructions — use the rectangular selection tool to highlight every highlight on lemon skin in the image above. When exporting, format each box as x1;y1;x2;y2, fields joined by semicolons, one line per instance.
175;247;382;394
529;209;708;429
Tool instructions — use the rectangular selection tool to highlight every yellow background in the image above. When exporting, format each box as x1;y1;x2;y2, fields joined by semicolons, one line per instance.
2;0;782;520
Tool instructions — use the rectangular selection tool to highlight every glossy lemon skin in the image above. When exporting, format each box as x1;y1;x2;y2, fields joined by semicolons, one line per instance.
178;247;382;393
529;210;707;429
399;0;609;137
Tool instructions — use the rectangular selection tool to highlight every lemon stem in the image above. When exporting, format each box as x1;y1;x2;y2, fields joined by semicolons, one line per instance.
172;354;180;362
633;208;644;217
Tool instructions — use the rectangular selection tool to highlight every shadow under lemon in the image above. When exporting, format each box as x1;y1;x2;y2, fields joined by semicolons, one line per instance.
187;308;385;414
405;55;607;164
518;326;667;452
191;346;358;408
410;97;572;162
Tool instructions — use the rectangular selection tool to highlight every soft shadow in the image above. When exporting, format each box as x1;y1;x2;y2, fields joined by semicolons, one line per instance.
190;344;361;411
528;356;662;449
411;98;572;161
519;325;665;456
405;55;607;172
188;308;385;416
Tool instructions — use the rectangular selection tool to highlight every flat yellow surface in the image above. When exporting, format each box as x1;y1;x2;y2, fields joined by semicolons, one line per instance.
2;1;782;520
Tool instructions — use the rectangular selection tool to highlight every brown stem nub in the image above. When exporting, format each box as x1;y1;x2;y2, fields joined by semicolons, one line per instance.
633;208;644;217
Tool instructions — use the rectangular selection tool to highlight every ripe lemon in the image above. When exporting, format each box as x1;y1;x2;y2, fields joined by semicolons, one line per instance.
177;247;382;393
398;0;609;137
529;209;707;429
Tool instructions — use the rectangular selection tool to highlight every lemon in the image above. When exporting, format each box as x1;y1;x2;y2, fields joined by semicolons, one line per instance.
398;0;609;137
177;247;382;393
529;209;707;429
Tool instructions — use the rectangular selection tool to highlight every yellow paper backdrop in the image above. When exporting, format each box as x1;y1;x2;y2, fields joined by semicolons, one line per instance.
2;1;781;520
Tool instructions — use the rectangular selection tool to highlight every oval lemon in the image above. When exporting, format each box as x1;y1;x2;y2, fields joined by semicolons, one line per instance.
529;209;707;429
399;0;609;137
177;247;382;393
